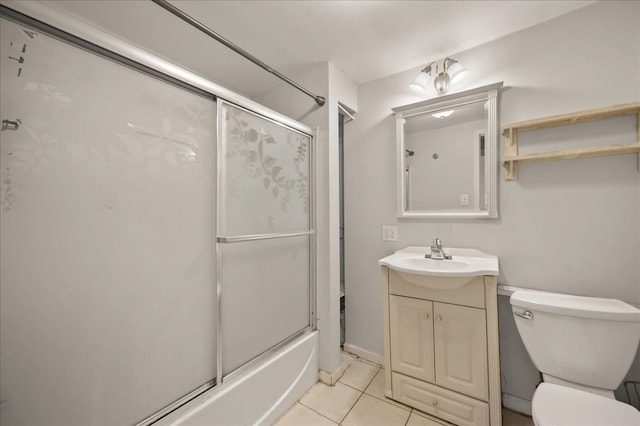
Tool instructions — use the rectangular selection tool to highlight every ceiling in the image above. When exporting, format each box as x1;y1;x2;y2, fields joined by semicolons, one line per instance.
37;0;593;99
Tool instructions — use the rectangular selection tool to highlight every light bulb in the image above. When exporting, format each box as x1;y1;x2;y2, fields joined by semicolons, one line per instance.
447;62;469;84
409;71;430;94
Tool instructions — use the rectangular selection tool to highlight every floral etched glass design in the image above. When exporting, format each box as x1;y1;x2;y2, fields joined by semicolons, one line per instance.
218;101;312;375
0;18;215;425
219;102;311;236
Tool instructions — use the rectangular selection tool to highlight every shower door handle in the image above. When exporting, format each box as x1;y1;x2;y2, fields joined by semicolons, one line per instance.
2;119;21;131
217;230;315;243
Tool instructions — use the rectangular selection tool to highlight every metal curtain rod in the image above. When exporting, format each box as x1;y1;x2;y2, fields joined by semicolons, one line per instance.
151;0;326;107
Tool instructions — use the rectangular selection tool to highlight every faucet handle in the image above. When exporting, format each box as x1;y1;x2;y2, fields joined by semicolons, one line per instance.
433;238;442;249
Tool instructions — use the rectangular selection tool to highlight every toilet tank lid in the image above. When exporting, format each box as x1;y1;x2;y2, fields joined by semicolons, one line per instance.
510;290;640;322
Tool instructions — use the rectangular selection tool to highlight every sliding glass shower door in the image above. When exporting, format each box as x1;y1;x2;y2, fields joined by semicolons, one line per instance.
217;102;314;377
1;9;315;426
0;17;216;426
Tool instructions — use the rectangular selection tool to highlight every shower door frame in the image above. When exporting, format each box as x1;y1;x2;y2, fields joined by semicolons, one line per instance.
214;99;317;385
0;3;317;425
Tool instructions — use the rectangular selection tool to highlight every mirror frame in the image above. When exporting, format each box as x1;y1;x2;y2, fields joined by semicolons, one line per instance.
393;82;503;219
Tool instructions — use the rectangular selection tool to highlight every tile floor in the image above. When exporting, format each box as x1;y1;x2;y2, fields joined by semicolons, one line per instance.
274;353;533;426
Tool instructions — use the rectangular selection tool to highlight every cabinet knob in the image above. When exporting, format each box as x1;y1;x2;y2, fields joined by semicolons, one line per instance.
423;312;430;320
436;315;442;322
432;400;438;407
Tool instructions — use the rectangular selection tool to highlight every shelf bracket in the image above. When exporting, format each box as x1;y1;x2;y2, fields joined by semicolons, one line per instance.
502;127;518;181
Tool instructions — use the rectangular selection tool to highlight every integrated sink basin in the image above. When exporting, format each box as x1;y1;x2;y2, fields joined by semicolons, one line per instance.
392;257;473;275
379;246;499;289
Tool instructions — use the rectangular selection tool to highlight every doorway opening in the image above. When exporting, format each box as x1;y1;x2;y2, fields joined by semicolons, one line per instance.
338;103;354;347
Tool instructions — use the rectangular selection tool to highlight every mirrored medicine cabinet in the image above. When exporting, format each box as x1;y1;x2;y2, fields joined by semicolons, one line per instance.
393;82;502;219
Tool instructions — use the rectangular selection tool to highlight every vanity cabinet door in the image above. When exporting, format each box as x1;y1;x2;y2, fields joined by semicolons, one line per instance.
389;295;435;383
433;302;488;401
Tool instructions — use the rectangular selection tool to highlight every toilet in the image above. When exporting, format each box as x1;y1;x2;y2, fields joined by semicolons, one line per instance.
510;290;640;426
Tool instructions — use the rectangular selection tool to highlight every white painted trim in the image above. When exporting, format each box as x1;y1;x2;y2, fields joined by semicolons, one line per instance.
342;343;384;366
338;103;355;123
399;210;495;219
318;361;349;386
1;0;312;136
392;82;505;114
380;266;393;398
486;89;499;218
473;130;481;211
501;393;532;416
396;115;406;217
485;277;503;426
395;82;503;219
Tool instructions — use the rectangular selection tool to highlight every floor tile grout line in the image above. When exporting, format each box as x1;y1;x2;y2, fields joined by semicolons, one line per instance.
293;375;533;426
293;359;396;426
297;400;344;425
341;353;381;369
338;366;381;393
336;360;380;424
361;368;412;413
357;359;382;368
339;392;413;426
337;388;364;425
404;408;413;426
363;388;412;413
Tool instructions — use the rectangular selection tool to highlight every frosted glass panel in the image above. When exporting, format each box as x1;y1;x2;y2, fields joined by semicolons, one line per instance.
218;102;312;376
0;18;215;426
219;102;311;236
221;236;310;375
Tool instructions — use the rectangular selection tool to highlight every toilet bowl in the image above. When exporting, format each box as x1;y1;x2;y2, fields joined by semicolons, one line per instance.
510;290;640;426
532;383;640;426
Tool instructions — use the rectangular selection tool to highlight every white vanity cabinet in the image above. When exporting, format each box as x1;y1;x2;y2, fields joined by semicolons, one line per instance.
382;265;501;426
389;295;435;382
433;301;488;401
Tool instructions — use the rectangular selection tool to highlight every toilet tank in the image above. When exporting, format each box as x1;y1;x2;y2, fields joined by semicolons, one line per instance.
510;290;640;391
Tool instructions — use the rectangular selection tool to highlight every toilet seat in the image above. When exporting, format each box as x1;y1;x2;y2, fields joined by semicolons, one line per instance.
532;383;640;426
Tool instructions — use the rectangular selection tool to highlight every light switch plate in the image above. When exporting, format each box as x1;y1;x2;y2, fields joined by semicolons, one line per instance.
382;225;398;241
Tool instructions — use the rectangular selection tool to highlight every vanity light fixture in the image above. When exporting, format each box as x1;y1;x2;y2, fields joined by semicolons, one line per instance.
409;58;469;95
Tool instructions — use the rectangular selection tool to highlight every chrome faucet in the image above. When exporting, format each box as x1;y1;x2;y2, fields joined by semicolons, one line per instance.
426;238;451;260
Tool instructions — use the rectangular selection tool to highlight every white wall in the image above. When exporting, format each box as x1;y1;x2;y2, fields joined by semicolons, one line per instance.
254;62;357;375
344;0;640;408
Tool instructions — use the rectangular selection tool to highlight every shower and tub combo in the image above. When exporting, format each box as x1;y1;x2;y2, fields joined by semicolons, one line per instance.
0;2;320;425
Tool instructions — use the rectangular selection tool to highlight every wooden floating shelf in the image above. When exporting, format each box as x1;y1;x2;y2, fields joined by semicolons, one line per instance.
502;102;640;181
503;142;640;163
502;103;640;134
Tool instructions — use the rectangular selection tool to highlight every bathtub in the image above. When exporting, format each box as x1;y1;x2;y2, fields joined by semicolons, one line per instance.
158;331;319;426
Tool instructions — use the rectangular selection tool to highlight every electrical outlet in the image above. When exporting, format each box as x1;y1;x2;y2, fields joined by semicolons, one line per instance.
460;193;469;206
382;225;398;242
